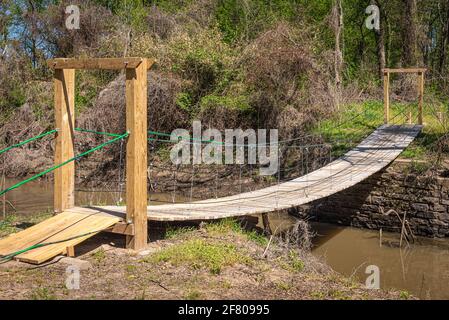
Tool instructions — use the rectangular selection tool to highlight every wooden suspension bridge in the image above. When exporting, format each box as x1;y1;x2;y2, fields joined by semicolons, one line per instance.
0;58;426;264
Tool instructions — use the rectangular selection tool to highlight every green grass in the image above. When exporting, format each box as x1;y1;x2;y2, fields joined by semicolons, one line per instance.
164;219;269;246
92;248;106;264
147;239;253;274
204;219;269;246
164;226;196;239
314;100;448;160
399;290;411;300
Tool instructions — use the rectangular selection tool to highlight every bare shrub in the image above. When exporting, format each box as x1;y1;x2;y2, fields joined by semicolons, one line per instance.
146;6;176;40
279;220;314;252
77;70;189;177
39;0;119;57
0;102;54;177
241;23;335;135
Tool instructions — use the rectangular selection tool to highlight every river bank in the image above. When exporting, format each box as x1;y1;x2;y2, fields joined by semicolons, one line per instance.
0;217;407;300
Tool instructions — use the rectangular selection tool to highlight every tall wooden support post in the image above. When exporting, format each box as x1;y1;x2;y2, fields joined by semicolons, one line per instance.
54;69;75;213
125;60;148;250
383;71;390;124
418;71;424;125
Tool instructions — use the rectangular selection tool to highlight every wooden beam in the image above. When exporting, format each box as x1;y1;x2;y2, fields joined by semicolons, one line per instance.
383;71;390;124
383;68;427;74
48;58;155;70
106;222;135;236
418;71;424;125
66;246;75;257
125;59;148;250
54;69;75;213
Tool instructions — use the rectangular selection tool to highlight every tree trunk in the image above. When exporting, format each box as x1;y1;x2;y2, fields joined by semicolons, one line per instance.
437;3;449;74
374;0;386;79
402;0;418;66
333;0;343;109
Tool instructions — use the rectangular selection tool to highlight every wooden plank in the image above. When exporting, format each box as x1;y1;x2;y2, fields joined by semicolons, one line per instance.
48;58;155;70
125;59;148;250
418;71;424;125
383;71;390;124
54;68;75;213
66;246;75;257
383;68;427;73
0;211;120;264
106;222;135;236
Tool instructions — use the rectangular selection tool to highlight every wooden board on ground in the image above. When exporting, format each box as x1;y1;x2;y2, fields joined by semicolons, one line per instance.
0;210;121;264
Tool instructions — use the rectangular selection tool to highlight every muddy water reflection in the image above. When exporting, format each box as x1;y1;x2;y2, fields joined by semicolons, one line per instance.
264;212;449;299
1;178;187;215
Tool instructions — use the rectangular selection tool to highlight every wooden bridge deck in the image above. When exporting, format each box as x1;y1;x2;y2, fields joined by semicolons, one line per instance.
0;124;421;264
93;124;422;221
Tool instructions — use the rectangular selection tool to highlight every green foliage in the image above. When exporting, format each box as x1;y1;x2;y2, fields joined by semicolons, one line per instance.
399;290;411;300
200;94;252;113
164;226;196;239
215;0;301;44
149;239;253;274
205;219;268;246
288;250;305;272
315;100;447;159
175;92;193;113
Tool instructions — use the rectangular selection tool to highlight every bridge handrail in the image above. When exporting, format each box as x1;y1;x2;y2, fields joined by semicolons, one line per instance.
0;132;129;197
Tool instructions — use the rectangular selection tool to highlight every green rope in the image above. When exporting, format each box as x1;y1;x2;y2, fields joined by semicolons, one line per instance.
0;132;129;197
0;230;102;264
148;131;224;145
0;129;57;156
75;128;122;137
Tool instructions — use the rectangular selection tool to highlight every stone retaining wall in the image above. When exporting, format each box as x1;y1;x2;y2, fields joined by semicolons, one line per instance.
294;161;449;237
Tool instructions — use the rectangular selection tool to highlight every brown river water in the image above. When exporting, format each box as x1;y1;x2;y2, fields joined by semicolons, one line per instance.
2;178;449;299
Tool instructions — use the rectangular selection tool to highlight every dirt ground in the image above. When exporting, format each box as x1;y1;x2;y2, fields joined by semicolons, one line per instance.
0;219;409;300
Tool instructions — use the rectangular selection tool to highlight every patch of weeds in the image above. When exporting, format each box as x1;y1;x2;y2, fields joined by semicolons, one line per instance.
148;239;253;274
30;287;56;300
221;280;232;289
288;251;305;272
204;218;243;235
0;215;17;236
184;289;202;300
405;160;433;174
327;289;349;300
246;230;269;246
205;219;268;246
401;145;427;159
164;226;196;240
125;264;138;280
278;251;305;273
275;281;292;291
310;291;325;299
92;248;106;264
399;290;411;300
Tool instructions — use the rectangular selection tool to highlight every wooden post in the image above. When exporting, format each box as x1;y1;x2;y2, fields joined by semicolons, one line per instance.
54;69;75;213
418;71;424;125
383;71;390;124
125;59;148;250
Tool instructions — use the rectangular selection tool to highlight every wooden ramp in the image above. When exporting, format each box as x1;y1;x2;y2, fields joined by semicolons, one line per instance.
95;124;423;221
0;210;121;264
